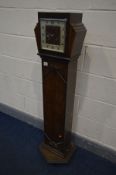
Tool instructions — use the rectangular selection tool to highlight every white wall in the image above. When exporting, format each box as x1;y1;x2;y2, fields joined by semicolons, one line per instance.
0;0;116;151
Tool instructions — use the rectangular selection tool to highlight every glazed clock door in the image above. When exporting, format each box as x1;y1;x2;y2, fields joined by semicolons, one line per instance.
42;60;68;151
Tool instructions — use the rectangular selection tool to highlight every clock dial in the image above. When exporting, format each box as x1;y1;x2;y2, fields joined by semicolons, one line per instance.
40;18;67;53
46;26;60;45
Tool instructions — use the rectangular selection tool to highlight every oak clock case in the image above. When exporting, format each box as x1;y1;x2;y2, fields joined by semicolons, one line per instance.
35;12;86;163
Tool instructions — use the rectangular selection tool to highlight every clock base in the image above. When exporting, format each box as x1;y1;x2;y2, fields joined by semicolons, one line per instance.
39;143;76;164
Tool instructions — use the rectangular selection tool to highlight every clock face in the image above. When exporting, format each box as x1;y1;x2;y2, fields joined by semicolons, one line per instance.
40;18;67;53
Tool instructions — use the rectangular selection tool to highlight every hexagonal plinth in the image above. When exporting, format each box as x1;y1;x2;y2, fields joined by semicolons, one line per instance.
39;143;76;164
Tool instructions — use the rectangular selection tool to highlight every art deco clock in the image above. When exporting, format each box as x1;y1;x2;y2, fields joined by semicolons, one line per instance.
35;12;86;163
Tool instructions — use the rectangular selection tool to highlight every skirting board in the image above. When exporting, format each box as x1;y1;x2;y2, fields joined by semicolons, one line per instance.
0;103;116;163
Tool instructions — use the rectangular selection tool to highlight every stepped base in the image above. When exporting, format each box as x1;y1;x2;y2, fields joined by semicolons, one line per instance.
39;143;76;164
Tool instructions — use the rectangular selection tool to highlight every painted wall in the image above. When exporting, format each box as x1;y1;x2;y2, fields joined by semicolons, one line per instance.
0;0;116;151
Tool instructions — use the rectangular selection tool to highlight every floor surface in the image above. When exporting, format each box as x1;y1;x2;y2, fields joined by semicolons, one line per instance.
0;111;116;175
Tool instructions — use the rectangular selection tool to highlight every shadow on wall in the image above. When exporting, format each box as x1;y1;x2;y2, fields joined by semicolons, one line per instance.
73;45;114;141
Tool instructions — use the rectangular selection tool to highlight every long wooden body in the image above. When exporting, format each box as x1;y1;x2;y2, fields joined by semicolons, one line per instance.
35;12;86;163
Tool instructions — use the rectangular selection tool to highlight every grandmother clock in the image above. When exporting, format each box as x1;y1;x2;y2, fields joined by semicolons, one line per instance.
35;12;86;163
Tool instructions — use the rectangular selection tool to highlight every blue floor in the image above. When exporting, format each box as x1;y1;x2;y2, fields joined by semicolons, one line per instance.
0;111;116;175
